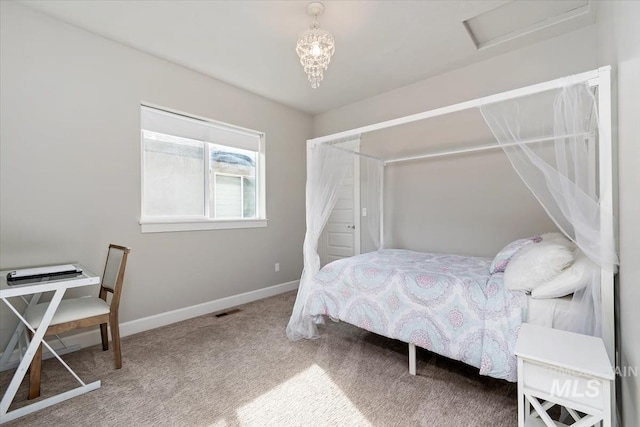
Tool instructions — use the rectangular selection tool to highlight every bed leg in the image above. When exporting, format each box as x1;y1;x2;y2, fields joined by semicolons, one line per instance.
408;343;416;375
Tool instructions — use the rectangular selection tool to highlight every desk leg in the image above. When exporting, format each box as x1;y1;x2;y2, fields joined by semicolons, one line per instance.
0;289;65;418
0;320;26;370
0;293;42;371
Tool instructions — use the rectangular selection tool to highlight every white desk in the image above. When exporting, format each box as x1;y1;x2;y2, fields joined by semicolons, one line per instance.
0;265;101;424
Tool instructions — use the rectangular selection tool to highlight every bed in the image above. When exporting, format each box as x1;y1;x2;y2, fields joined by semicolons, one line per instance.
305;249;526;381
287;68;617;395
305;245;583;382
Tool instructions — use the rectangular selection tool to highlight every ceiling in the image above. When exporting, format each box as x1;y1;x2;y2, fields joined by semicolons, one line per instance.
20;0;596;115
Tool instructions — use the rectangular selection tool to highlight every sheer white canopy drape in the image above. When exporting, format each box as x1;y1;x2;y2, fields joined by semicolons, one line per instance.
480;83;619;336
286;139;360;340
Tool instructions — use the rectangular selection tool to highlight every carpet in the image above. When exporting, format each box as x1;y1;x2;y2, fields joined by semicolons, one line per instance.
1;291;517;426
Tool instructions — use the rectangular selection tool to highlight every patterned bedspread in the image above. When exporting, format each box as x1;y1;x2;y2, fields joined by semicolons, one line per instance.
305;249;527;382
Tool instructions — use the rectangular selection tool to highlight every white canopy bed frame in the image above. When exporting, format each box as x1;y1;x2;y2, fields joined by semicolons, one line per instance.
288;66;617;419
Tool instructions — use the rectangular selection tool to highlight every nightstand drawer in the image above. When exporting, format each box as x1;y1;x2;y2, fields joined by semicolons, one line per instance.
522;360;607;410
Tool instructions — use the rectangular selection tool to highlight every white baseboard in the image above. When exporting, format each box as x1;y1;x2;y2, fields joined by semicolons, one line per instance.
121;279;299;336
0;280;298;371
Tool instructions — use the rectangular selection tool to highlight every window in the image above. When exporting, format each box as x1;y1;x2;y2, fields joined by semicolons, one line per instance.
140;105;266;232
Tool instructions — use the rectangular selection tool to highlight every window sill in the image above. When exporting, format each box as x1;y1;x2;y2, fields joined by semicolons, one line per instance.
140;218;268;233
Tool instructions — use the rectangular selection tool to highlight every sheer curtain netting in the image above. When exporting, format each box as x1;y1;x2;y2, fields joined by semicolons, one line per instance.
286;139;361;340
480;82;619;336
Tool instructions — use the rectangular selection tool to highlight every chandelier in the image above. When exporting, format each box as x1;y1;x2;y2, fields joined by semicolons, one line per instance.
296;2;335;89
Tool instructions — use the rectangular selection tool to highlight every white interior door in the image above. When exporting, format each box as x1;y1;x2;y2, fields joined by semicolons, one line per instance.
320;155;360;267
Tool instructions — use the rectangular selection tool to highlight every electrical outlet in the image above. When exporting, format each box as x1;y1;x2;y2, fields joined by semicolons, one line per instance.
362;208;367;217
275;263;280;272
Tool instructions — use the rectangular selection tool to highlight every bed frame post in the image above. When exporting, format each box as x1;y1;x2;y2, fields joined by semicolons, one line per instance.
597;66;615;363
408;343;416;375
597;65;617;426
379;164;385;248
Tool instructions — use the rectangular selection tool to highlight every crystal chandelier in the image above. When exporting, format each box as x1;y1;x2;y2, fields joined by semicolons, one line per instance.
296;2;335;89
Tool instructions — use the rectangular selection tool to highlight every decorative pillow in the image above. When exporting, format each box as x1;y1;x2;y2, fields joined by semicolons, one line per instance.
489;236;542;274
504;240;575;293
532;250;597;299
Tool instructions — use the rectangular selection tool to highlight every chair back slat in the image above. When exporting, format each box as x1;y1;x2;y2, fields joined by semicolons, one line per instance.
100;244;130;311
103;248;125;292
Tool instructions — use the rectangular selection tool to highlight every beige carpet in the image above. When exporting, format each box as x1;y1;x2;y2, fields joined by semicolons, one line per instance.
1;291;517;426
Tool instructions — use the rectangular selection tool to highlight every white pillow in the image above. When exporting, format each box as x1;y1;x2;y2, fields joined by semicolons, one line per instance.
504;240;575;293
532;251;598;299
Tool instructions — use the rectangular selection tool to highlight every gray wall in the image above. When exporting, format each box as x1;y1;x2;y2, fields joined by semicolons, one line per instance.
315;26;598;257
0;2;310;347
597;2;640;425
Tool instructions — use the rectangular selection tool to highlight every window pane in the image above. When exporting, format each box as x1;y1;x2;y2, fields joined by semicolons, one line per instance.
143;131;204;216
214;175;242;218
243;177;256;218
209;144;256;219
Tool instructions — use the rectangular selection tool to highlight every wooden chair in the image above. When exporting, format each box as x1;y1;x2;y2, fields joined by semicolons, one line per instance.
25;244;131;399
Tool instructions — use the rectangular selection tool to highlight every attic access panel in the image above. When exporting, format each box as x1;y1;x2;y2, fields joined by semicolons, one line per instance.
464;0;590;50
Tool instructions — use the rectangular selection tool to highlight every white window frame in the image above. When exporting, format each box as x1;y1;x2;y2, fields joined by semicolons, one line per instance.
139;103;267;233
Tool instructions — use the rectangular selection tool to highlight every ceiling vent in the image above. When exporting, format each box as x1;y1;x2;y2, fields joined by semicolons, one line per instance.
463;0;591;50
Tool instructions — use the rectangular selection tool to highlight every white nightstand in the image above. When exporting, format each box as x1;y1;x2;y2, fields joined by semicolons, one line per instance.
514;323;614;427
